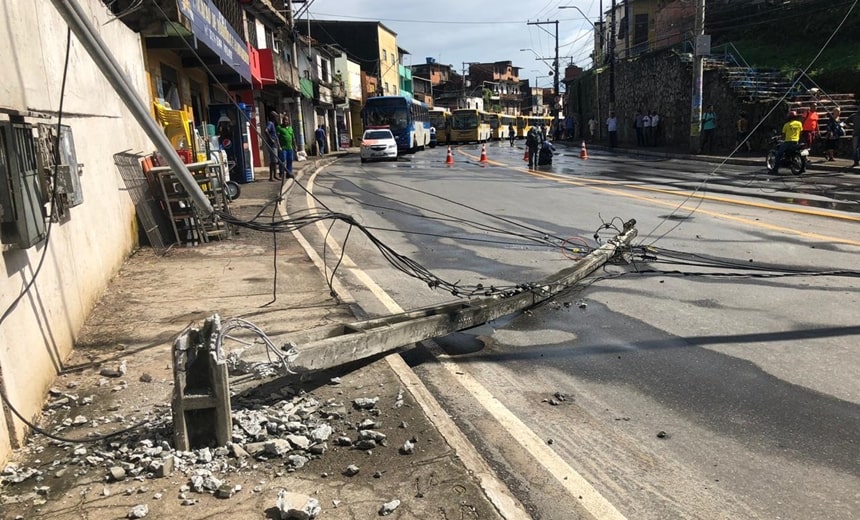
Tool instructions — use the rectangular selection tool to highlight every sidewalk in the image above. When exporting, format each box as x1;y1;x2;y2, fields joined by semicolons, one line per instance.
560;139;859;174
0;151;506;519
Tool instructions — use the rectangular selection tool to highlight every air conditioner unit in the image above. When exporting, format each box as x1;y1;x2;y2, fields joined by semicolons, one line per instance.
0;121;47;249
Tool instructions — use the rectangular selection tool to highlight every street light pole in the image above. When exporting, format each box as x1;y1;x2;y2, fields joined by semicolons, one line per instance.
526;20;560;137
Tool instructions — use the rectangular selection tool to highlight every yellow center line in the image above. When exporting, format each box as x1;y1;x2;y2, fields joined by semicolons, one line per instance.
454;151;860;247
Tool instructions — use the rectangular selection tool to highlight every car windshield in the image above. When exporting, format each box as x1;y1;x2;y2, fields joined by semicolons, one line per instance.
365;131;392;140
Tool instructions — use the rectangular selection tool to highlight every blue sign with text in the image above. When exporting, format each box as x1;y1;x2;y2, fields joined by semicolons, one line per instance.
178;0;251;83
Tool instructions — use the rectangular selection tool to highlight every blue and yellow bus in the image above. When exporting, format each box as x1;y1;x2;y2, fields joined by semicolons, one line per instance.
429;107;451;145
450;108;492;144
362;95;431;153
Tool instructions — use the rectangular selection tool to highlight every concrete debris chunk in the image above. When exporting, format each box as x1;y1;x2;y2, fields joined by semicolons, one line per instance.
354;440;376;450
285;435;311;451
127;504;148;518
100;361;127;378
400;440;415;455
357;419;376;430
266;439;292;456
72;415;88;426
379;499;401;516
108;466;127;482
309;424;332;443
352;397;379;410
358;429;386;443
393;388;404;409
215;483;235;499
343;464;360;477
244;442;268;457
276;489;321;520
287;454;309;469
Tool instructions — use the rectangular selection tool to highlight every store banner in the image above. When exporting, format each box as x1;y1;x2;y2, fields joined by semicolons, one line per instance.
178;0;251;83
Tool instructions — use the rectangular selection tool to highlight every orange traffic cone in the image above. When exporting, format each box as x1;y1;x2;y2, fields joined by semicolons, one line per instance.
580;140;589;160
446;146;454;165
479;144;488;164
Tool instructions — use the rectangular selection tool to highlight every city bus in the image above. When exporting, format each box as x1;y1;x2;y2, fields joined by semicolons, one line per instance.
450;108;492;143
362;95;431;153
499;114;517;140
428;107;451;145
487;113;514;141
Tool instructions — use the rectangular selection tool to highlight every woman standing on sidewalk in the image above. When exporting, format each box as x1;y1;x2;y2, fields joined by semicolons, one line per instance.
823;108;843;162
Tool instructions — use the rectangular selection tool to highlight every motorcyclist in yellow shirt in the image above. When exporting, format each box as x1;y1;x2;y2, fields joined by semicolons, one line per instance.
772;111;804;174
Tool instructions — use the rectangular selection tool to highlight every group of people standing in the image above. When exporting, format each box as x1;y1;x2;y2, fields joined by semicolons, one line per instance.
634;109;662;147
265;111;297;182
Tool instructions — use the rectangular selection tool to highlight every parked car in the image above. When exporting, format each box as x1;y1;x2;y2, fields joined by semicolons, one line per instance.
360;127;398;163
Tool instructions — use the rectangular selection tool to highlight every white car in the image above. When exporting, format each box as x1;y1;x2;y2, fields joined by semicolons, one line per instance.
360;128;398;163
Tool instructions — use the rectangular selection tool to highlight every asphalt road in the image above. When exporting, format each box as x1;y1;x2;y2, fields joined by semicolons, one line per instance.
291;142;860;519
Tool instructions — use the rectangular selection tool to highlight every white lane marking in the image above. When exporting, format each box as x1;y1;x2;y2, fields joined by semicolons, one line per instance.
298;167;626;520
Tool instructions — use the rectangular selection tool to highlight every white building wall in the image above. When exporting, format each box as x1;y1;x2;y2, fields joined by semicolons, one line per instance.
0;0;151;461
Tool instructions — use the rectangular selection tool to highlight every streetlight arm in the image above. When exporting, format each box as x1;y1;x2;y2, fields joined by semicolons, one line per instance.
559;5;595;27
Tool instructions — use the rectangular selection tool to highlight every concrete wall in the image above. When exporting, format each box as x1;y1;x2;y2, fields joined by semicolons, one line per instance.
569;48;779;152
0;0;151;462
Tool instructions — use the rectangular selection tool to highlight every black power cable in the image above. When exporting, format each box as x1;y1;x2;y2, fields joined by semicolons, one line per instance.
0;29;151;445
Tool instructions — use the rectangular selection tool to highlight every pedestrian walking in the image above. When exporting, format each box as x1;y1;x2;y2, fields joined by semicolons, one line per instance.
700;105;717;154
588;117;597;142
606;112;618;148
315;124;327;156
508;122;516;147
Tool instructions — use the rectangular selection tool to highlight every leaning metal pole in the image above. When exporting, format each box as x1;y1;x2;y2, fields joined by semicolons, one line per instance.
48;0;214;216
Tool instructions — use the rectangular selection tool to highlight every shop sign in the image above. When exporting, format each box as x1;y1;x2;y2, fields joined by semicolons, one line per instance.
178;0;251;83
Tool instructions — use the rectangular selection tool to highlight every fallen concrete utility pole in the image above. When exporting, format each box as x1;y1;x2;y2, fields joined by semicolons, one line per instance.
251;220;637;374
172;222;636;449
49;0;214;216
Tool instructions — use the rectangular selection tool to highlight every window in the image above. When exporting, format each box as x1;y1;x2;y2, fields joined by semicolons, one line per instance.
384;82;389;93
382;49;387;61
0;121;47;248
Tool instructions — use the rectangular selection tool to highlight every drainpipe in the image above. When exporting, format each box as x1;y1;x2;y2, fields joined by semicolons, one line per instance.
50;0;213;215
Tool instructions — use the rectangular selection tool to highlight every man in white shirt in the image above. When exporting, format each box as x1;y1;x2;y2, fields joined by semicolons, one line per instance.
606;112;618;147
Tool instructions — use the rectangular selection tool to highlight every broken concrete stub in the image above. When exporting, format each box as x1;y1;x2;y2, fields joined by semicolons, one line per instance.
171;315;232;451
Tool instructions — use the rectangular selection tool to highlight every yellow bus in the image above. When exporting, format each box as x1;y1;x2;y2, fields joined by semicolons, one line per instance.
499;114;517;140
450;108;492;143
429;107;451;145
516;115;527;139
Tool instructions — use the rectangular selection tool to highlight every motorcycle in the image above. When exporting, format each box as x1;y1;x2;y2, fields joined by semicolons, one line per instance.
765;134;809;175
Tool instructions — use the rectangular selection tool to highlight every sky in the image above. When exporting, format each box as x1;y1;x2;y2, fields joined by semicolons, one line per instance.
303;0;604;88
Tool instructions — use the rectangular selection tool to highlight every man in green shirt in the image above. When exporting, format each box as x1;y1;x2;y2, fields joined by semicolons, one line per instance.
277;115;297;178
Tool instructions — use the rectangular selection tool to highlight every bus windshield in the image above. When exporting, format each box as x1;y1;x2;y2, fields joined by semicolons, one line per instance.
364;106;408;132
452;112;477;130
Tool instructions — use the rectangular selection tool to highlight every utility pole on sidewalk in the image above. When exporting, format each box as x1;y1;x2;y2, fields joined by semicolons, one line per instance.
527;20;560;136
689;0;707;153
